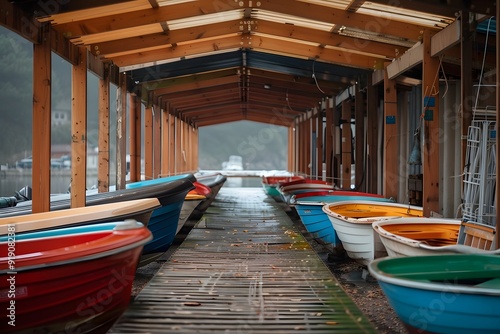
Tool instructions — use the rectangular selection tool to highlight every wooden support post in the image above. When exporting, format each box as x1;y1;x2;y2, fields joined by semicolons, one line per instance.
316;107;324;179
288;126;295;172
185;120;190;172
295;117;301;174
128;94;142;182
303;116;309;175
332;104;340;187
176;117;182;173
307;115;312;176
194;126;199;171
367;74;379;194
144;105;153;180
311;109;318;178
341;100;352;189
153;104;162;178
128;94;137;182
325;98;333;183
161;104;169;177
97;67;110;193
355;87;365;191
422;30;440;216
116;72;127;190
71;47;87;208
32;23;51;213
383;62;399;200
169;112;176;175
184;120;189;172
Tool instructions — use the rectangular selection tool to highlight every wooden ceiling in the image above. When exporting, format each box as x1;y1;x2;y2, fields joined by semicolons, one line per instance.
5;0;496;127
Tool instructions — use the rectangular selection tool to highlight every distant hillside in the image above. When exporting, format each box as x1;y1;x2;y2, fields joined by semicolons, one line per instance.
198;121;288;170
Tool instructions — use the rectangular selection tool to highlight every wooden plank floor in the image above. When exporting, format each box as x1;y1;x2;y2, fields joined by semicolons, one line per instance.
109;187;378;333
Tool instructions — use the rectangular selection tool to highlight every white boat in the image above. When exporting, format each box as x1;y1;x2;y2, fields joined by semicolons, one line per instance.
322;200;423;265
372;217;461;257
373;217;499;256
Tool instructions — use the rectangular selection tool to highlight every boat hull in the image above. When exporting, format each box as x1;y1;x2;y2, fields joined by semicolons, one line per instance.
261;175;304;200
323;201;423;265
294;203;341;247
190;173;227;219
369;254;500;334
279;180;334;204
178;194;204;233
0;221;151;333
372;218;461;257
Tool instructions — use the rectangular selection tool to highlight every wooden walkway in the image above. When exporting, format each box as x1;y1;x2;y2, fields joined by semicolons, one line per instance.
109;187;377;333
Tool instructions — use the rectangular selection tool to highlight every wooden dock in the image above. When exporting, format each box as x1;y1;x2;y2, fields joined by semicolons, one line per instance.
109;187;377;333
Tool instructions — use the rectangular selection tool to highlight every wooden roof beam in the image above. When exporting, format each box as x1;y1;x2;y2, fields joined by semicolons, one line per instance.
251;34;387;70
151;76;240;96
47;0;435;45
112;34;387;70
44;0;240;36
431;19;460;56
260;0;434;41
142;68;239;92
112;35;242;69
167;94;242;110
90;20;242;56
247;77;337;97
248;68;351;90
249;20;404;58
89;18;405;62
386;42;423;79
368;0;495;16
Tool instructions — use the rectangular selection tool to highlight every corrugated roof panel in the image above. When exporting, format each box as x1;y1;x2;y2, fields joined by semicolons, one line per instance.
38;0;152;24
358;3;454;28
73;24;164;45
156;0;197;6
253;10;334;31
297;0;352;10
338;27;417;48
169;10;243;30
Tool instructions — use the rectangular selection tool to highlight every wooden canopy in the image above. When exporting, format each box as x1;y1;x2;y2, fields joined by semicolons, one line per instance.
1;1;497;237
6;0;492;127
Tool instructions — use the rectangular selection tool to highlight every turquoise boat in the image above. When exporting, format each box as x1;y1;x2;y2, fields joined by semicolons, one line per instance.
293;191;393;249
369;254;500;334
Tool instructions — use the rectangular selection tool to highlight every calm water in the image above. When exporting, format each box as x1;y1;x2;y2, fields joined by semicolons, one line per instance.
223;177;262;188
0;170;98;197
0;173;262;198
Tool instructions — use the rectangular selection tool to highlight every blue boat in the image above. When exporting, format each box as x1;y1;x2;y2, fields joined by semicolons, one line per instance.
369;254;500;334
0;174;196;266
122;175;197;264
292;192;393;250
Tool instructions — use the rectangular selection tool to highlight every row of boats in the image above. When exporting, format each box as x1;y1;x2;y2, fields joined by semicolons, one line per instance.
0;172;226;333
262;175;500;334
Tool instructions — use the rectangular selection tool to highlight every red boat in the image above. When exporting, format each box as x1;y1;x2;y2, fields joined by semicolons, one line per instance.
293;190;386;200
261;175;305;200
0;219;152;333
278;178;335;203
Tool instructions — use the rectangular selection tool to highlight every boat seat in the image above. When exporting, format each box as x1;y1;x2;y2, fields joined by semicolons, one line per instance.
458;222;496;250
